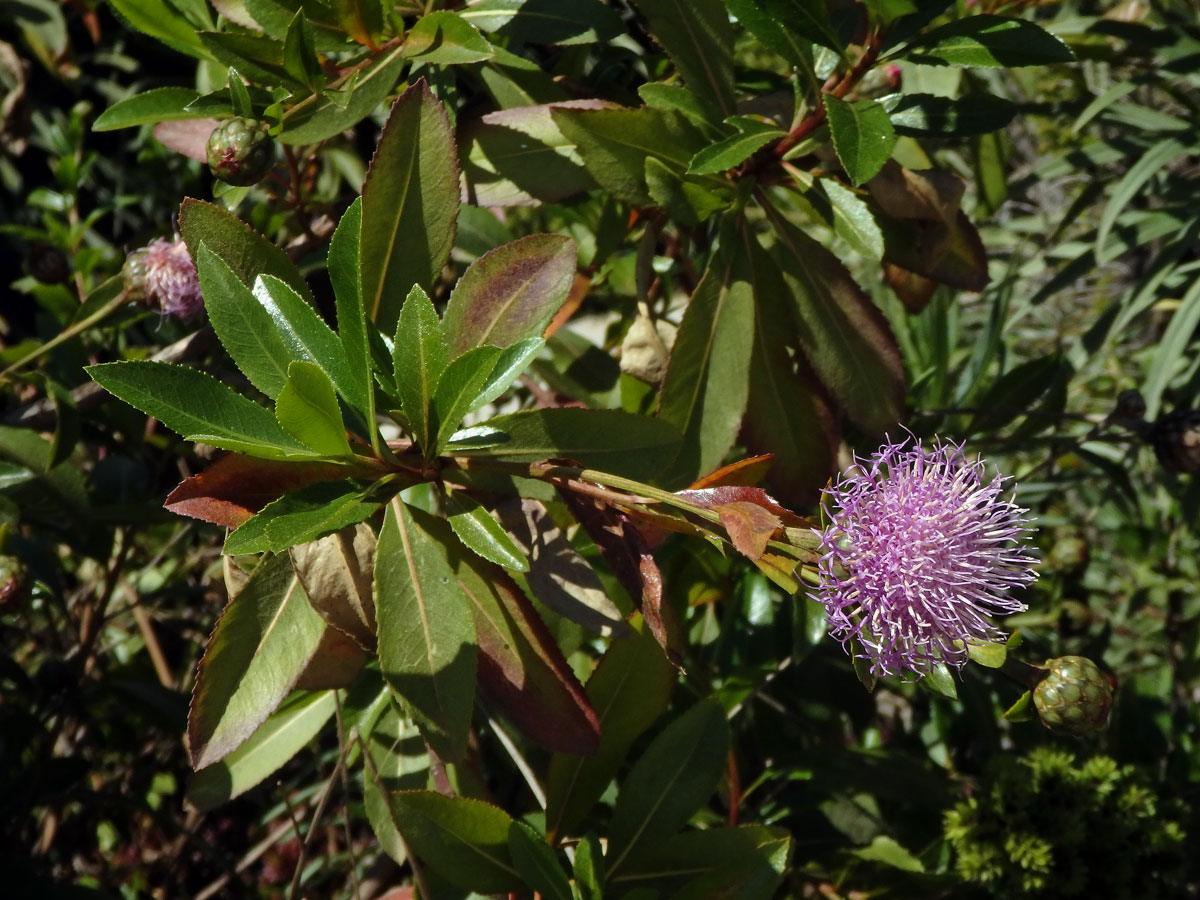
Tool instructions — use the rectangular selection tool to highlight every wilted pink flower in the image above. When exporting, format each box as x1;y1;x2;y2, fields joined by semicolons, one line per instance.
815;436;1037;679
128;237;204;319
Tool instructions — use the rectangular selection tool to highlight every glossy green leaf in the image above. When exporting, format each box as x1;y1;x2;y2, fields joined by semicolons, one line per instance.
443;235;577;358
638;82;722;129
223;480;381;555
508;822;572;900
179;198;315;304
279;45;406;144
445;492;528;571
824;95;896;186
86;361;311;459
821;178;885;259
658;239;754;484
607;699;731;875
724;0;843;60
189;690;335;810
967;639;1008;669
432;346;503;454
1003;689;1033;721
552;106;707;205
282;10;324;90
109;0;212;58
93;87;202;130
455;408;682;482
764;211;904;434
199;31;305;92
0;462;34;490
687;128;783;175
906;15;1075;68
253;275;356;405
921;662;959;700
188;555;327;768
393;285;448;454
888;92;1016;136
463;0;623;45
361;80;460;333
545;624;676;841
402;11;494;64
376;499;477;760
275;361;353;457
329;198;374;425
195;244;296;399
631;0;735;117
388;791;522;892
469;337;545;410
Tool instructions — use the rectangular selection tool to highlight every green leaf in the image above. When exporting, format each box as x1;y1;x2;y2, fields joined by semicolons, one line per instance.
362;692;427;864
279;45;406;144
967;639;1008;669
376;499;477;760
253;275;356;406
906;15;1075;68
188;690;335;810
724;0;843;60
179;198;316;305
329;198;374;424
109;0;212;58
545;625;676;841
389;791;522;892
687;128;783;175
658;238;754;484
607;699;731;875
86;361;311;458
402;10;494;64
455;408;682;482
888;92;1016;136
433;346;503;453
283;10;324;90
361;79;460;333
188;555;327;768
223;479;381;555
507;822;573;900
552;106;707;205
852;835;925;872
921;662;959;700
195;244;296;400
573;834;605;900
631;0;735;117
393;285;448;454
463;0;623;45
469;337;545;410
199;30;306;92
763;210;904;434
1003;689;1033;721
93;87;202;131
824;95;896;186
275;361;353;457
1095;139;1185;264
821;178;885;259
227;67;253;117
445;492;528;571
620;824;791;895
645;157;732;226
1143;270;1200;420
0;462;34;491
638;82;722;129
443;234;577;358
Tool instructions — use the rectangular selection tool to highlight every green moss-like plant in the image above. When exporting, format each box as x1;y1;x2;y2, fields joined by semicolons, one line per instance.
944;747;1190;899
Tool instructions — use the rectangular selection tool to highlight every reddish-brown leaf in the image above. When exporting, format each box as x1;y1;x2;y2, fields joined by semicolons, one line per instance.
675;485;811;529
884;262;938;312
713;500;781;561
454;549;600;755
165;456;347;528
688;454;775;489
560;492;684;669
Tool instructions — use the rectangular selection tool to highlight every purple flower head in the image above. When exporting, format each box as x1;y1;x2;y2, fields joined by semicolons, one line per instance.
128;237;204;319
815;436;1037;679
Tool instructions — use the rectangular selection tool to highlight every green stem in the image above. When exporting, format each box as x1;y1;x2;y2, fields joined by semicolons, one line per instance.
1;291;129;382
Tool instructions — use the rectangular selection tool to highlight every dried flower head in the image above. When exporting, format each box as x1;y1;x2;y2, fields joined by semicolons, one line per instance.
815;436;1037;679
126;237;204;319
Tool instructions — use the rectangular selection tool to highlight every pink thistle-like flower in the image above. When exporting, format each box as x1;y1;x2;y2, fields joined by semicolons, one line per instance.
815;436;1038;679
129;238;204;319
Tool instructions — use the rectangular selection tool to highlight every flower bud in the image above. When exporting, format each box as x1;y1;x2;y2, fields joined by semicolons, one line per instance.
1033;655;1113;736
206;117;274;186
124;237;204;319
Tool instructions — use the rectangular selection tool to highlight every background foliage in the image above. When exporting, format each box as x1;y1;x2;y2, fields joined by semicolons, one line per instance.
2;0;1199;897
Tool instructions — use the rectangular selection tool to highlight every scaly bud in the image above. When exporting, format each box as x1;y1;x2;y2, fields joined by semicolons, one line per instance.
1033;655;1113;736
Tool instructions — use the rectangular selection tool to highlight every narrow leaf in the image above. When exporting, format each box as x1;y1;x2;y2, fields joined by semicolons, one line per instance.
824;95;896;186
687;128;782;175
907;15;1075;67
631;0;735;116
376;498;477;760
279;45;406;144
223;479;381;554
433;346;503;454
446;492;528;572
275;360;353;457
188;554;328;768
93;87;202;130
393;285;448;454
329;198;374;425
361;79;460;332
508;822;573;900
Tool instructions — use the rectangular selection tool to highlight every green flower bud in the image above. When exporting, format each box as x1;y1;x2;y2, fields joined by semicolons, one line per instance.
1033;655;1113;736
206;117;274;186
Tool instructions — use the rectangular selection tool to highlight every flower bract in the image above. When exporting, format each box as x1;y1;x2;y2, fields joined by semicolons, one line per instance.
815;436;1037;679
